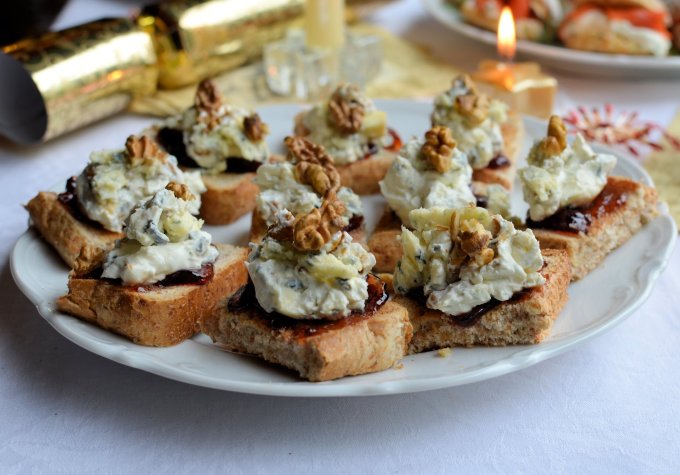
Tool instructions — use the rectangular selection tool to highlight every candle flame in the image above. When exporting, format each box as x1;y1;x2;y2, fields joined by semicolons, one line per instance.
497;6;516;62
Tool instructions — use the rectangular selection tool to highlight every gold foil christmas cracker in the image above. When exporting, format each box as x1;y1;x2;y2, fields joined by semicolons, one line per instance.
0;18;158;144
138;0;305;89
0;0;387;144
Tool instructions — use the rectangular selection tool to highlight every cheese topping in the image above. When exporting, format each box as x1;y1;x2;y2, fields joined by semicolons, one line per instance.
254;161;362;227
481;183;513;219
379;135;475;226
431;76;508;169
165;104;269;173
246;212;376;319
299;84;390;165
393;207;545;316
76;141;205;232
520;133;617;222
102;187;218;285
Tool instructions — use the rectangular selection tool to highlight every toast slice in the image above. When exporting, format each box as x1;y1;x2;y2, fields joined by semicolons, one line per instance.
529;176;659;281
199;172;259;225
367;207;403;273
337;151;396;195
202;299;413;382
391;249;571;353
57;244;249;347
471;112;524;189
249;208;366;245
25;191;122;272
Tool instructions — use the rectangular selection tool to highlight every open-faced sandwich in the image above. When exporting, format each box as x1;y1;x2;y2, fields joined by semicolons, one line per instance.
25;135;204;273
369;125;513;273
431;75;524;189
293;83;402;195
57;183;248;347
201;196;412;382
250;136;365;244
456;0;564;42
154;79;271;224
559;0;672;56
520;116;659;280
390;206;571;352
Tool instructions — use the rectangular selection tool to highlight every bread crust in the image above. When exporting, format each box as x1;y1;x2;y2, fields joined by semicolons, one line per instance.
57;244;249;347
337;152;396;195
530;176;659;281
25;192;122;272
200;172;259;225
471;112;524;190
202;299;413;381
248;208;366;245
367;207;403;273
390;249;571;353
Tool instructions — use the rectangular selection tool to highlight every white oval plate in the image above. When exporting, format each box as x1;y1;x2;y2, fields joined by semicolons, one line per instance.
11;100;676;397
422;0;680;79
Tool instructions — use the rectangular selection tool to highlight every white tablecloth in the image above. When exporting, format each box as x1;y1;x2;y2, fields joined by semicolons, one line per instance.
1;1;679;473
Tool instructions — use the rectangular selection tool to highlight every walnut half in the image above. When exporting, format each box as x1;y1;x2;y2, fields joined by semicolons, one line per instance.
537;115;567;156
454;93;489;127
421;126;457;173
293;193;346;251
194;79;223;130
448;211;495;267
125;135;167;166
243;113;268;142
296;162;332;196
327;85;365;135
285;136;341;195
166;182;194;202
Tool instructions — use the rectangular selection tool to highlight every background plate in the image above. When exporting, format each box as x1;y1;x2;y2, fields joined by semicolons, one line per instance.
11;100;677;397
422;0;680;80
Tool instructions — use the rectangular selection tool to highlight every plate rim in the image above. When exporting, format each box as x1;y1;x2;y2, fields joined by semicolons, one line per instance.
421;0;680;75
10;100;678;397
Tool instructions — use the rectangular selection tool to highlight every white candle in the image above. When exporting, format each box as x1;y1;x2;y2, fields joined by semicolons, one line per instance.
305;0;345;49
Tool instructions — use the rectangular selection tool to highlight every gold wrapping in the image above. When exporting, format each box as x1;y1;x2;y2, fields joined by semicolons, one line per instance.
472;60;557;119
0;0;391;143
138;0;305;89
2;18;158;143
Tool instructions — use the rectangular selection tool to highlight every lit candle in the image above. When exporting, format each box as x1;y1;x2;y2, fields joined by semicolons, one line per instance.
471;6;557;119
305;0;345;49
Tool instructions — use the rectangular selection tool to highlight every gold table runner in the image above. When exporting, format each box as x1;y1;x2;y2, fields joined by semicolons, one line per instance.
129;24;460;116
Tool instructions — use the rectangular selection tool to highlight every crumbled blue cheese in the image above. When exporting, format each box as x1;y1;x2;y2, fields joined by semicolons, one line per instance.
102;188;218;285
393;207;545;316
254;161;362;227
477;183;513;219
246;227;376;319
379;137;475;226
299;85;389;165
431;77;507;169
519;133;617;221
76;149;205;232
165;104;269;173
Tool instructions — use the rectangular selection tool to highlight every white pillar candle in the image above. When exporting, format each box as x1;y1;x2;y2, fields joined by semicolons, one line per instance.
305;0;345;49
